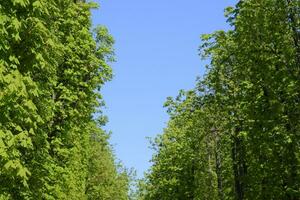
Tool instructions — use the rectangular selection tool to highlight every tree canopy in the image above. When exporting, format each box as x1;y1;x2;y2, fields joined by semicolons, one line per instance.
1;0;300;199
139;0;300;199
0;0;130;199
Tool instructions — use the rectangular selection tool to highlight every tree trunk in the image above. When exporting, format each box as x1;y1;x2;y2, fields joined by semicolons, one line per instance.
232;127;246;200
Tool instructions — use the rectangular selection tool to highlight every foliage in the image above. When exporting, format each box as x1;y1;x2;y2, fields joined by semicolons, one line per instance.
0;0;130;199
139;0;300;199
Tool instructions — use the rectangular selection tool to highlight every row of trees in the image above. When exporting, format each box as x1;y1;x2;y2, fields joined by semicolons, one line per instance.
139;0;300;199
0;0;129;199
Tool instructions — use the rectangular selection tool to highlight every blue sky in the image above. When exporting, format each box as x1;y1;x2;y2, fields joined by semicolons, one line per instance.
92;0;237;178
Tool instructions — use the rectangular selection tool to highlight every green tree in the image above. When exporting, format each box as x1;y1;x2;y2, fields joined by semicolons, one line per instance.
0;0;130;199
140;0;300;199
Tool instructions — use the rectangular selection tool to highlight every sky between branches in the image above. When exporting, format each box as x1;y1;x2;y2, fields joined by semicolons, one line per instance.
92;0;237;178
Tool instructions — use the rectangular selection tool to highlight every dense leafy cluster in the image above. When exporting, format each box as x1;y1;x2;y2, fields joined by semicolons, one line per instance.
139;0;300;199
0;0;129;199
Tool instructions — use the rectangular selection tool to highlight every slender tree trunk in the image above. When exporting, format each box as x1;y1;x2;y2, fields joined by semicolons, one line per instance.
215;138;224;200
232;127;246;200
283;3;300;198
213;128;224;200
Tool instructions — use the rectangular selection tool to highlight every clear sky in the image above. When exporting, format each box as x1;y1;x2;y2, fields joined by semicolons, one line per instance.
92;0;237;178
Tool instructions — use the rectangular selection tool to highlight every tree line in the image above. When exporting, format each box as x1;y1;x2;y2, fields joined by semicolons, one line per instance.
0;0;130;199
138;0;300;199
